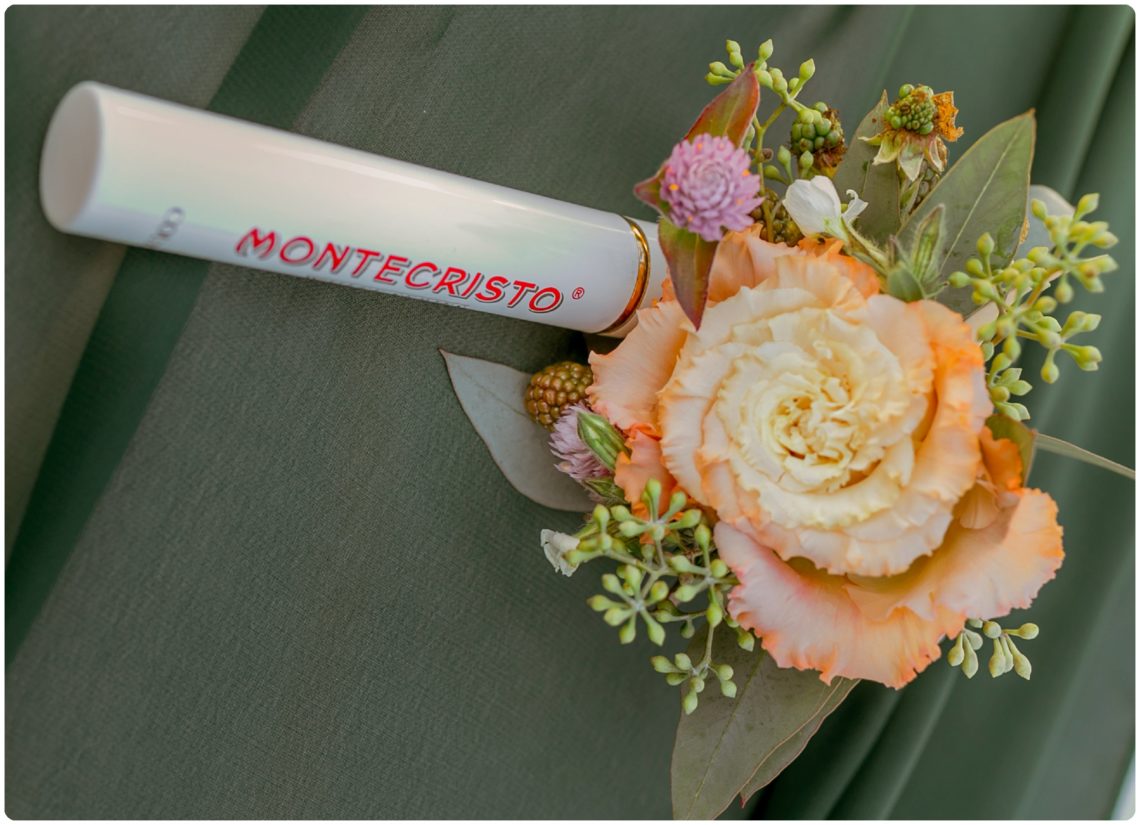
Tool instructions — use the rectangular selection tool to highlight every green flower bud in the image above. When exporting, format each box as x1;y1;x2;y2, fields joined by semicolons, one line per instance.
707;601;724;628
648;581;670;604
736;628;756;651
1030;199;1047;220
665;672;686;686
989;638;1011;677
674;584;700;603
694;524;711;550
758;38;774;61
726;40;744;69
977;233;995;258
947;635;965;667
1075;193;1100;217
962;640;979;679
577;411;626;471
668;555;699;574
898;83;915;98
674;652;692;671
1013;622;1039;639
1055;278;1074;304
651;655;674;673
617;521;645;538
755;68;773;87
645;616;665;646
715;664;734;681
601;573;622;595
963;628;984;650
682;688;699;715
620;564;643;588
587;595;617;612
1071;345;1102;370
799;58;815;80
799;150;813;169
603;607;628;626
967;618;984;629
706;73;732;86
619;617;636;644
777;145;792;166
720;679;738;698
982;620;1002;639
890;115;903;130
680;620;696;639
710;559;729;579
709;61;732;76
1041;354;1060;384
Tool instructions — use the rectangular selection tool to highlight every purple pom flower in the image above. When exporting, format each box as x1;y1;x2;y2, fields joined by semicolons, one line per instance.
661;135;763;242
550;404;608;485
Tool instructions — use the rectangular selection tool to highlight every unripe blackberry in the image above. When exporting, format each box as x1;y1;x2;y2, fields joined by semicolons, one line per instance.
524;361;593;429
750;189;803;246
789;106;845;174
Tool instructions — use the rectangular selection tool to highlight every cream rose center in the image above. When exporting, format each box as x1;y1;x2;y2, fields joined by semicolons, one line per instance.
713;307;914;496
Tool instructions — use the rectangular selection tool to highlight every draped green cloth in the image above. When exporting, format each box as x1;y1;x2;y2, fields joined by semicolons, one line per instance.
6;6;1133;818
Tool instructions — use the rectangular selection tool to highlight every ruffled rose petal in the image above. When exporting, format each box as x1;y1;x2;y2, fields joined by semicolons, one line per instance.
717;522;950;688
843;486;1063;626
588;300;689;434
797;237;880;298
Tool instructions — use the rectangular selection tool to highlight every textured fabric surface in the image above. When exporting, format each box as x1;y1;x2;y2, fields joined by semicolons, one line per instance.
6;6;1134;819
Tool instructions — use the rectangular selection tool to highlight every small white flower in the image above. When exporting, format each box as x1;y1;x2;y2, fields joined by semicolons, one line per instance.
541;529;581;576
783;177;867;240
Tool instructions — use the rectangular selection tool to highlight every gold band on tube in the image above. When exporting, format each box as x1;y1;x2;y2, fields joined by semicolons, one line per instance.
599;217;651;334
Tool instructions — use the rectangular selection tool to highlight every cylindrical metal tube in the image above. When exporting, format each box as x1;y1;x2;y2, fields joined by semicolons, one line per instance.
40;82;666;335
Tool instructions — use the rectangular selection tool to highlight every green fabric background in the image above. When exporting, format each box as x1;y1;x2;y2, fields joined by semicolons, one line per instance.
5;5;1134;819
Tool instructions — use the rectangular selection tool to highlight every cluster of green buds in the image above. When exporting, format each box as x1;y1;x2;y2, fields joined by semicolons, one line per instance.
949;194;1117;420
947;618;1039;680
887;83;937;135
706;37;843;239
557;478;753;714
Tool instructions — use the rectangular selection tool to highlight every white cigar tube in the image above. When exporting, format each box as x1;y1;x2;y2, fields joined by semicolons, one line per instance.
40;82;667;335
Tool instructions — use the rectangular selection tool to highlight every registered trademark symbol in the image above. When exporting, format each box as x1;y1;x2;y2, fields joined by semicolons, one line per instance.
572;287;585;300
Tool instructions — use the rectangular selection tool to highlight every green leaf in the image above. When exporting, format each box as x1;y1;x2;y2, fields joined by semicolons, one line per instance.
634;68;760;211
1034;433;1135;480
658;219;717;328
900;112;1036;316
440;351;595;512
671;629;857;819
832;91;901;242
986;414;1037;483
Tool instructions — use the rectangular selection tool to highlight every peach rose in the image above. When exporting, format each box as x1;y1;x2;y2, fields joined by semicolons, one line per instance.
589;234;1063;688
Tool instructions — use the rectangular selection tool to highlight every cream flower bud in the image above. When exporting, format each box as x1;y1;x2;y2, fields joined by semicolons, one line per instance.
541;529;581;576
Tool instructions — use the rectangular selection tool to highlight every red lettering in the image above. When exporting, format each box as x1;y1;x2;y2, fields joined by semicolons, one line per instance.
475;275;510;303
235;227;277;258
506;280;538;308
280;236;316;265
314;242;351;273
351;249;382;278
434;267;468;296
460;273;484;298
405;262;438;289
374;255;410;285
528;287;563;313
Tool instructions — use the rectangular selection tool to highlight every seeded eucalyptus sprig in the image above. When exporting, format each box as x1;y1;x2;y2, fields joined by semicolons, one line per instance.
551;479;753;714
947;618;1040;680
949;194;1118;420
707;38;844;205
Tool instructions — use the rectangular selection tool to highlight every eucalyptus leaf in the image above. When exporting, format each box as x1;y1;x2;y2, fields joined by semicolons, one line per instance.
1035;433;1136;480
441;351;594;512
900;112;1036;316
832;91;901;242
671;629;857;819
658;219;718;328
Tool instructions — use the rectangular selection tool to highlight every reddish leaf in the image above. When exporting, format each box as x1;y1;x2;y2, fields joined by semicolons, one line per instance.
659;219;717;328
684;64;760;145
633;67;761;212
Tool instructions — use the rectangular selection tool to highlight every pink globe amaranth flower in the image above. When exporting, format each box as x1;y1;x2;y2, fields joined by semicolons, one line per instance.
550;404;609;484
661;135;763;242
